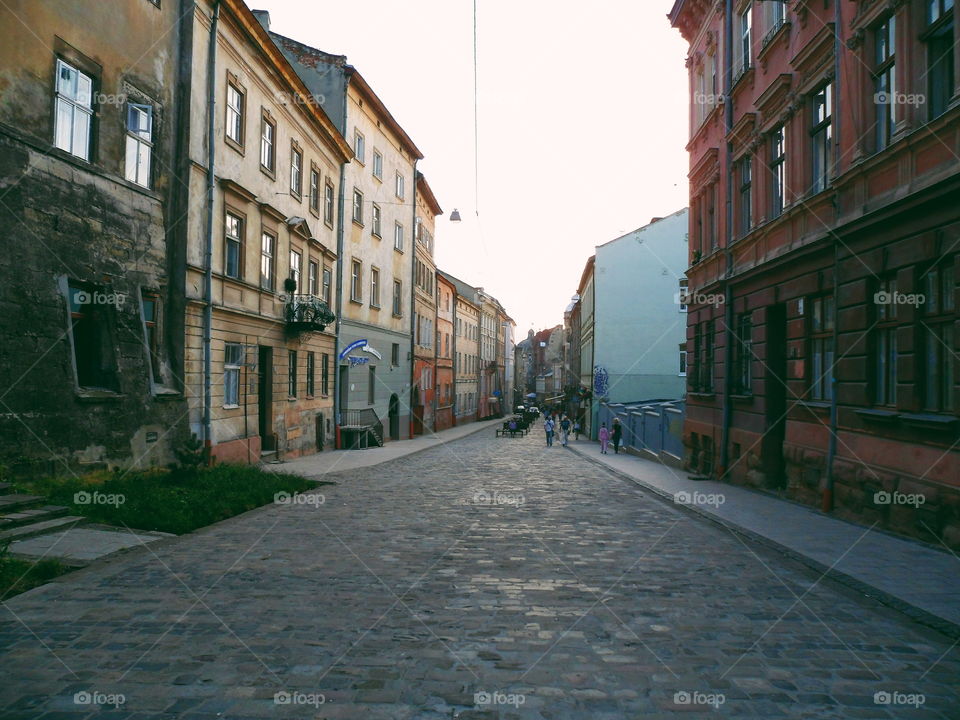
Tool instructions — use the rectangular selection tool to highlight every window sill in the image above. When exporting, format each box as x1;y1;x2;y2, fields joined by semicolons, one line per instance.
854;408;900;424
370;304;381;310
394;247;404;254
224;136;245;156
291;191;302;202
797;400;831;413
260;165;276;180
152;386;182;399
76;388;124;402
731;393;754;403
353;220;364;228
688;391;716;400
287;397;298;402
900;413;958;431
349;298;363;305
223;404;240;410
372;232;382;240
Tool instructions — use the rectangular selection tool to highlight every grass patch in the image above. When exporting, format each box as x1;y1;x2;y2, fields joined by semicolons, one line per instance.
0;543;67;600
14;464;323;535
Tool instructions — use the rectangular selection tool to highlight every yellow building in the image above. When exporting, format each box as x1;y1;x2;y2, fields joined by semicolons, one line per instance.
184;0;352;462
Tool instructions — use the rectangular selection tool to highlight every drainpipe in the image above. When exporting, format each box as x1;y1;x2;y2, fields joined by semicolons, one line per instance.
332;74;349;449
718;0;734;480
823;0;843;511
451;287;458;425
409;161;419;439
202;0;220;461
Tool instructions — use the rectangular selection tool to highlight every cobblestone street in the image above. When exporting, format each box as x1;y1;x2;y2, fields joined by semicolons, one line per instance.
1;429;958;719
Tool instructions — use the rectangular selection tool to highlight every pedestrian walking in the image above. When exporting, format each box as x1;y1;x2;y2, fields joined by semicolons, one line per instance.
560;415;571;446
598;422;609;454
612;418;623;454
544;417;555;447
573;419;581;440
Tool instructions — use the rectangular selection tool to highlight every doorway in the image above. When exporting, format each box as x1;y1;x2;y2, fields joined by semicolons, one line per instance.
389;393;400;441
258;346;274;452
762;304;787;488
339;365;349;414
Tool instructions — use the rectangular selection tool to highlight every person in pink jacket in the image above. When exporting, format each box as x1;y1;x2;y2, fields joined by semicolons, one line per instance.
598;422;610;454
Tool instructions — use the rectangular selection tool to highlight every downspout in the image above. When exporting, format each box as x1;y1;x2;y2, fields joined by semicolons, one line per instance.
202;0;220;460
451;287;458;425
332;74;349;449
719;0;734;480
409;161;418;439
824;0;843;511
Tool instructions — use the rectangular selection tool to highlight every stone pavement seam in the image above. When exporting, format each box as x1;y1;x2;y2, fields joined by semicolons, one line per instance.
565;442;960;642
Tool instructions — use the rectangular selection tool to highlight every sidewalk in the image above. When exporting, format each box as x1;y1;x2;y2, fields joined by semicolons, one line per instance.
276;417;505;479
566;437;960;637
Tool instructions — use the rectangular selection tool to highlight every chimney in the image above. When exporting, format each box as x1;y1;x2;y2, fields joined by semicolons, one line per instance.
251;9;271;32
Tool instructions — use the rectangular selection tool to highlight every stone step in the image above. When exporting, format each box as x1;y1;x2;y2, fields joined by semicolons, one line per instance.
0;494;44;512
0;505;70;530
0;515;86;543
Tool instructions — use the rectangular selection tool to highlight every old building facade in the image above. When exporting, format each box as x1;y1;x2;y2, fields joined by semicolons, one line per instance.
435;272;456;430
443;272;480;424
670;0;960;547
0;0;192;474
411;173;441;435
184;1;351;462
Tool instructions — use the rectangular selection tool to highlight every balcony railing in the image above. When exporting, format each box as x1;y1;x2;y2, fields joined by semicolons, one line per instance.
284;295;336;333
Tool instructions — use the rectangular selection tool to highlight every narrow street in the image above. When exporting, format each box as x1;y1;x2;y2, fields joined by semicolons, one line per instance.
1;428;957;719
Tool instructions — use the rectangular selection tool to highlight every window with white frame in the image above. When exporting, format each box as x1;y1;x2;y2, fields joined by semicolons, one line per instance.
225;212;242;280
372;204;382;237
54;59;93;160
351;259;362;302
353;188;363;224
225;82;244;145
224;343;243;406
372;150;383;179
324;180;335;225
290;144;303;197
394;222;404;252
260;114;275;172
354;131;365;164
395;171;405;199
734;5;752;78
124;103;153;187
370;266;380;307
289;249;302;294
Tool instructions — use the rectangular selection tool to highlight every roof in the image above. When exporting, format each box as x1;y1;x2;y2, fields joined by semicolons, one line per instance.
596;207;689;250
266;29;423;160
438;270;479;307
577;255;595;295
415;171;443;216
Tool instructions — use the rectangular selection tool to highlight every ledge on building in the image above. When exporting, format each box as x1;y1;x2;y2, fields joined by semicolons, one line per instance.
75;388;124;402
900;413;959;431
854;408;900;424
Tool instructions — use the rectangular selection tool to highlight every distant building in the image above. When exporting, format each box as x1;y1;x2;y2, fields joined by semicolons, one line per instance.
411;173;442;435
435;273;456;430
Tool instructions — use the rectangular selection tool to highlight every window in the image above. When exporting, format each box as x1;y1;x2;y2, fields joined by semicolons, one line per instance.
735;5;752;78
874;277;898;406
770;125;786;217
260;114;275;172
54;59;93;160
395;171;405;199
922;262;955;412
306;352;315;396
874;17;896;152
368;365;376;404
391;343;400;366
324;180;335;225
738;155;752;236
373;150;383;180
809;295;835;401
693;320;714;392
322;265;331;304
141;290;163;382
125;103;153;187
308;260;318;296
260;231;275;291
394;223;404;252
225;212;243;280
734;313;753;394
224;343;243;406
927;0;956;120
810;83;833;194
352;188;363;224
321;353;330;395
679;344;687;377
290;145;303;197
289;249;302;294
309;167;320;213
370;267;380;307
226;81;244;145
761;0;785;44
350;260;362;302
354;131;365;164
372;204;382;237
393;279;403;316
288;350;298;398
707;184;717;251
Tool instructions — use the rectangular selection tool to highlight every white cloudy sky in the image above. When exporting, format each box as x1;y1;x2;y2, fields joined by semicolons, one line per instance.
257;0;690;333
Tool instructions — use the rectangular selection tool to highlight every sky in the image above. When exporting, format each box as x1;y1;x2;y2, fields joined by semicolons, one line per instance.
257;0;690;335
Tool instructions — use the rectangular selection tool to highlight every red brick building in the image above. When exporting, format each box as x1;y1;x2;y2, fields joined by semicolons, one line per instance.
436;272;456;430
670;0;959;548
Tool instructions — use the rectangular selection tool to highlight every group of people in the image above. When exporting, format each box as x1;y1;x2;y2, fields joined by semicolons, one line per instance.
538;409;623;455
542;411;580;447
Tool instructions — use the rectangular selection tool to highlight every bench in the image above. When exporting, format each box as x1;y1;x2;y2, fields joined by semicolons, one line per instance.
496;428;524;437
